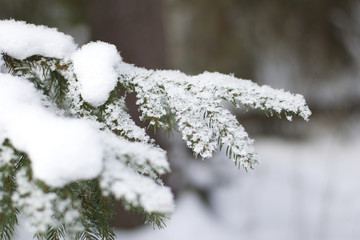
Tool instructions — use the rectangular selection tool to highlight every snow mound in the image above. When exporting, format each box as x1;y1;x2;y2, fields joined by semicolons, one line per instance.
0;73;103;187
0;19;77;59
72;41;122;107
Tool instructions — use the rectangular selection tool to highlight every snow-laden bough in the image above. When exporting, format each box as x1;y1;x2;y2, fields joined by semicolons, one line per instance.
0;19;310;239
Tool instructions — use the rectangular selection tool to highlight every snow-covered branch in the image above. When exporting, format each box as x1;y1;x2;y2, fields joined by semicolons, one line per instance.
0;19;310;239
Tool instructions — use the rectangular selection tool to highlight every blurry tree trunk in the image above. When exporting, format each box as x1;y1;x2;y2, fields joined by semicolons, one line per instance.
87;0;167;69
86;0;168;229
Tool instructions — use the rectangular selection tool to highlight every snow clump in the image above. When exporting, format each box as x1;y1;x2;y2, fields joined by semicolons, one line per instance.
72;41;122;107
0;19;77;60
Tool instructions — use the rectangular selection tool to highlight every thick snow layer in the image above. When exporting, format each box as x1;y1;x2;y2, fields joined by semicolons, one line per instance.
0;19;77;59
0;73;103;187
100;132;174;213
101;158;174;213
72;41;122;107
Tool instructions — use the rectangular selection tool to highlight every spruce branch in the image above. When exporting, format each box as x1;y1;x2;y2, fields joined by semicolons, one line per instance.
0;20;311;239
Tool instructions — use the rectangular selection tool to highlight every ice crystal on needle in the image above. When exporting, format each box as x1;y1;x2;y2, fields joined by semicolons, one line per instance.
0;19;310;239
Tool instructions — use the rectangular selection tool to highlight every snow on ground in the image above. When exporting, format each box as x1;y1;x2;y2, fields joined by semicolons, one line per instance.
14;118;360;240
115;120;360;240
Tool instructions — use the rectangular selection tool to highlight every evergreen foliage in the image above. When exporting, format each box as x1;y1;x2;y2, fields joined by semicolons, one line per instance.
0;20;311;239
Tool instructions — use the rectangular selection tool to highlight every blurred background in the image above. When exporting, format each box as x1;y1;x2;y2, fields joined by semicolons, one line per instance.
1;0;360;239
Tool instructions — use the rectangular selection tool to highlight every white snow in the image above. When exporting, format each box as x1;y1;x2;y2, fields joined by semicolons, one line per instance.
72;41;122;106
0;19;77;60
0;56;4;71
104;98;152;143
15;125;360;240
116;193;236;240
192;71;311;121
12;169;58;233
0;144;15;166
0;19;313;237
12;169;84;234
0;73;103;187
111;124;360;240
100;132;174;213
102;133;169;175
118;62;310;165
101;158;174;213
